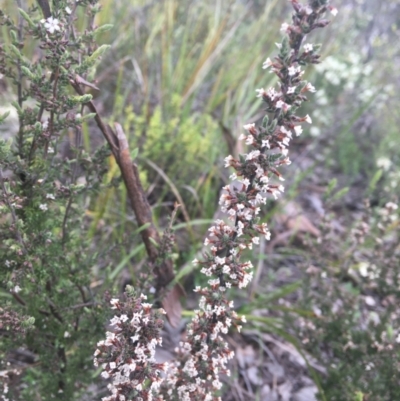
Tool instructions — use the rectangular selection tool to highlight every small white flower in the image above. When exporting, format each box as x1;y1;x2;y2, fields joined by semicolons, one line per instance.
39;204;48;211
262;139;270;148
5;260;11;267
304;43;313;52
64;331;71;338
245;136;255;145
101;371;110;379
305;82;316;92
280;23;290;33
47;147;55;154
65;6;72;14
262;57;272;69
224;155;234;168
330;7;338;16
110;298;119;309
376;157;391;171
46;194;55;200
287;86;296;94
266;87;279;100
276;100;291;111
305;114;312;124
294;126;303;136
255;88;266;98
13;285;21;293
43;17;61;34
243;123;255;131
246;150;260;161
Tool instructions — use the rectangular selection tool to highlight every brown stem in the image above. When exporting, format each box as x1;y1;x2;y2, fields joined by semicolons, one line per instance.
70;78;180;325
113;123;175;287
36;0;51;19
70;78;162;269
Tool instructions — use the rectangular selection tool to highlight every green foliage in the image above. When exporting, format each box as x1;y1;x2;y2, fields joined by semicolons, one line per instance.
0;2;112;399
123;93;223;210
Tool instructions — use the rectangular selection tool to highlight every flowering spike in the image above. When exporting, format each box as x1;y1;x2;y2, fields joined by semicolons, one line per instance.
97;2;336;399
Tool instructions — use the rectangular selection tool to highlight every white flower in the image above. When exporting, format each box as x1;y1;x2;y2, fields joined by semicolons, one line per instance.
276;100;291;111
242;178;251;188
376;157;391;171
304;43;313;52
5;260;11;267
245;150;260;161
255;88;266;98
245;136;254;145
267;87;279;100
243;123;255;131
65;6;72;14
305;114;312;124
13;285;21;293
46;194;55;200
288;66;298;76
280;23;290;33
287;86;296;94
305;82;316;92
39;204;48;211
262;57;272;69
101;371;110;379
224;155;234;167
64;331;71;338
262;139;270;148
43;17;61;34
294;126;303;136
110;298;119;309
47;146;55;154
330;7;338;16
131;334;139;343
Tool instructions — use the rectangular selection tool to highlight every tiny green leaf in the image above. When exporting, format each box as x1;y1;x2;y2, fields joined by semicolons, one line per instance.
18;8;36;28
